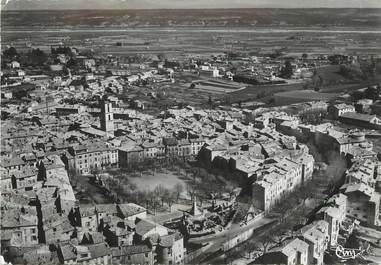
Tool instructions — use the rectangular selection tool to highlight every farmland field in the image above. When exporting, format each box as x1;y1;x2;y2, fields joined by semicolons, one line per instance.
2;9;380;107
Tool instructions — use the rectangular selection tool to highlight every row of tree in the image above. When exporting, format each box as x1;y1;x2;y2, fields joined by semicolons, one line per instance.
2;47;49;67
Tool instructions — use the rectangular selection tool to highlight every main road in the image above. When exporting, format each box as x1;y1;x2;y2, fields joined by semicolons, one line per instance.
188;216;275;264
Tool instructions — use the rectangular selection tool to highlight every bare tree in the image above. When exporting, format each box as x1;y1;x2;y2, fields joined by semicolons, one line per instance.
187;183;196;201
68;168;78;186
146;191;160;215
174;183;183;202
154;184;167;206
165;191;176;212
256;233;273;254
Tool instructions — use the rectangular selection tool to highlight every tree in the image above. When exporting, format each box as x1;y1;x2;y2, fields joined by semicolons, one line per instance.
255;234;273;254
270;229;287;246
311;70;324;91
269;49;283;59
67;58;78;68
187;183;196;201
146;191;160;215
208;95;213;106
3;47;18;60
280;60;293;79
157;53;167;61
364;86;380;100
154;185;167;206
302;53;308;60
68;168;78;186
360;60;376;80
164;191;176;211
139;191;151;209
295;181;315;204
174;183;183;202
328;54;348;65
28;48;48;66
339;64;364;80
129;183;137;192
345;231;360;249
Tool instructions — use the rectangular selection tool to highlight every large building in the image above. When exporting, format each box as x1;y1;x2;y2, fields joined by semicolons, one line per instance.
339;112;381;129
297;220;329;265
252;156;314;213
68;142;118;174
1;209;39;248
340;183;380;227
328;103;355;119
111;245;154;265
100;100;114;136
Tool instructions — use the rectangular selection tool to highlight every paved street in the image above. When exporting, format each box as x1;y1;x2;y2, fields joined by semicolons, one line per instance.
188;217;275;264
189;217;275;245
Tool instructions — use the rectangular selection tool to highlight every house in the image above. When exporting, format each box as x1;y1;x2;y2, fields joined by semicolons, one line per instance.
355;99;373;113
102;216;135;247
69;79;86;91
345;159;377;188
251;238;309;265
37;187;60;215
78;206;98;232
252;158;305;213
117;203;147;221
80;232;105;245
315;193;347;247
17;69;25;77
0;169;12;192
57;243;112;265
370;100;381;115
298;220;329;265
338;112;381;129
189;138;205;156
118;145;144;168
134;219;168;243
328;103;355;119
141;142;162;159
57;244;77;264
11;167;38;191
1;210;39;247
163;137;179;157
0;157;27;171
10;61;20;69
22;245;59;265
111;244;153;265
155;232;185;265
341;183;380;227
43;213;75;245
41;161;76;215
1;90;13;99
253;115;271;129
43;158;66;180
199;68;219;78
69;142;118;174
83;59;96;68
95;204;118;225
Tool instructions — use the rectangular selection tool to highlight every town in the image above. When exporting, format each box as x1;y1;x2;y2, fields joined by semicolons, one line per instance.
1;6;381;265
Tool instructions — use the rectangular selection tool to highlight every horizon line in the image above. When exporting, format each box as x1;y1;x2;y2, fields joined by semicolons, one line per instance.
3;7;381;11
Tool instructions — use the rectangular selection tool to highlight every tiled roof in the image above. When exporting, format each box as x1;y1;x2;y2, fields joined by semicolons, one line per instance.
117;203;146;218
111;244;151;257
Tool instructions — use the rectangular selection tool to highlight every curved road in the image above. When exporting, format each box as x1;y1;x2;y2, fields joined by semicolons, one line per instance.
188;216;276;264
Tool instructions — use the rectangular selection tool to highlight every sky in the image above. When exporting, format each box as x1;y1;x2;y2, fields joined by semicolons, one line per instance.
2;0;381;10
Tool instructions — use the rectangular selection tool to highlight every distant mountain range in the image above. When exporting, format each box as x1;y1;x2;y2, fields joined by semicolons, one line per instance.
2;9;381;29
